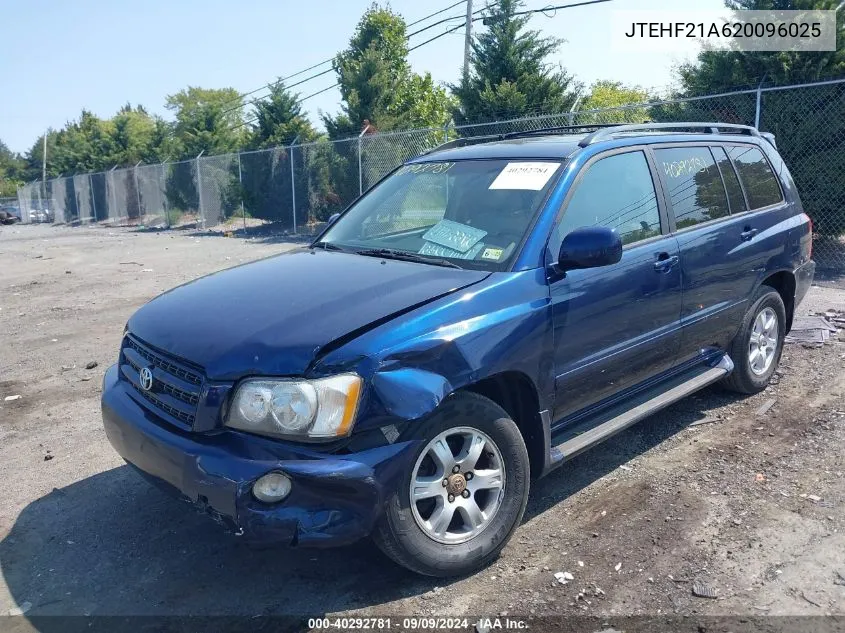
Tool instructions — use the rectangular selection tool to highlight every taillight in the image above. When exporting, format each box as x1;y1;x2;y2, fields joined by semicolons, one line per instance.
803;212;813;259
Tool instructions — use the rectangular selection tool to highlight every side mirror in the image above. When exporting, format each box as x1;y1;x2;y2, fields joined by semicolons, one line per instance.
327;213;341;226
557;226;623;271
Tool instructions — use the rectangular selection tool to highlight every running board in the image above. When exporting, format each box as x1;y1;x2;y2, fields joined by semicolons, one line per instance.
548;354;734;466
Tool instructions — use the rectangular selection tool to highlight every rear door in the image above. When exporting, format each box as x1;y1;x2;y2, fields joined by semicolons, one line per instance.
548;148;683;423
653;143;787;361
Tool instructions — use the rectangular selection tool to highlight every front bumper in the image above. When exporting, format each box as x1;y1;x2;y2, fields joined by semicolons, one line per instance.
101;364;417;547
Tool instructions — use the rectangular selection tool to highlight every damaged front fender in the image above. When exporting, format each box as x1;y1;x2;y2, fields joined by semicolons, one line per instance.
311;268;555;433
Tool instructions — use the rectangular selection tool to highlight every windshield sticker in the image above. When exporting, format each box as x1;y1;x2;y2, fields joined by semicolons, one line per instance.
395;162;455;176
489;162;560;190
419;241;484;260
481;247;504;261
422;219;487;253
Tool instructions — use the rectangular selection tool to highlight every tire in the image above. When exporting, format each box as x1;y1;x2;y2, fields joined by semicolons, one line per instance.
373;391;530;577
721;285;786;394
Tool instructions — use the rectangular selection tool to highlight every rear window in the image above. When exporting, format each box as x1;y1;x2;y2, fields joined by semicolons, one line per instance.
655;146;730;229
727;145;783;209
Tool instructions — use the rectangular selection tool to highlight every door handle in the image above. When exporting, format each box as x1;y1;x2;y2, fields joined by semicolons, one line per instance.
740;227;759;241
653;253;679;272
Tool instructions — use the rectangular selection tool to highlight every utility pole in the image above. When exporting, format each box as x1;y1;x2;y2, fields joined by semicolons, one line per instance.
463;0;473;80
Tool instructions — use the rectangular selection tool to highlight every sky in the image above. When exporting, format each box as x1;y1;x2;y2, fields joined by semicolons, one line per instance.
0;0;725;155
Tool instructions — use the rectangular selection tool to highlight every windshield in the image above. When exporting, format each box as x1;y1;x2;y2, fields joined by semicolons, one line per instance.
317;159;562;270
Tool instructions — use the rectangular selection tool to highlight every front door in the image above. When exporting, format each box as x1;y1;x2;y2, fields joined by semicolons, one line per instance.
548;149;683;423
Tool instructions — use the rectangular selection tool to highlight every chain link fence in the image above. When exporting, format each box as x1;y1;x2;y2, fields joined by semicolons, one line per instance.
17;78;845;271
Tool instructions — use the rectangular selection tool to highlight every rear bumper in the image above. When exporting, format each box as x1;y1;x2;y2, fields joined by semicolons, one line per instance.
101;364;417;547
794;259;815;308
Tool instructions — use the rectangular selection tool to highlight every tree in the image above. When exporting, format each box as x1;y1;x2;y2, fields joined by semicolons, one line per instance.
0;140;25;197
677;0;845;96
325;4;455;137
109;104;168;165
165;87;247;159
578;81;651;123
249;82;319;149
451;0;580;124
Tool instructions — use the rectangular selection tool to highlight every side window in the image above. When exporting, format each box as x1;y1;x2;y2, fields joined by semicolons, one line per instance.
727;145;783;209
654;146;729;229
712;146;747;214
554;151;661;248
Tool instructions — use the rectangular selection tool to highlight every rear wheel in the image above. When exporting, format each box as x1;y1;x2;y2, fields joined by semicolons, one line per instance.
373;392;530;577
721;285;786;394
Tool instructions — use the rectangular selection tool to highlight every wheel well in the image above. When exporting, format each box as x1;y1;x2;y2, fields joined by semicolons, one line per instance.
463;372;545;479
761;271;796;332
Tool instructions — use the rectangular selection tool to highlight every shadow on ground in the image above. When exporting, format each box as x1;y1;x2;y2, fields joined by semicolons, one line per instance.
128;221;323;246
0;387;739;627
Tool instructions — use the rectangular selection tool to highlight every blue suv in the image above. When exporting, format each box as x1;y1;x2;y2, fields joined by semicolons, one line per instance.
101;123;815;577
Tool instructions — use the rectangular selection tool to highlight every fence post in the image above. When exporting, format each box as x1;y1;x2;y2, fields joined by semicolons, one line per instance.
754;85;762;129
133;161;142;223
358;124;371;196
89;174;97;222
237;152;246;232
109;166;118;223
289;136;299;234
195;151;205;228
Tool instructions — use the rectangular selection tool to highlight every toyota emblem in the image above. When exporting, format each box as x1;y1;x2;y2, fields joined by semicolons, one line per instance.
139;367;154;391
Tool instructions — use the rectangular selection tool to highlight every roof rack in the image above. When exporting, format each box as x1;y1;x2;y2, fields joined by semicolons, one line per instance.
500;123;620;140
578;122;760;147
422;134;504;156
423;124;620;156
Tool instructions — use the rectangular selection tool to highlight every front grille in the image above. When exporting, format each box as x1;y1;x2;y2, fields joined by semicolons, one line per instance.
124;336;202;386
119;334;204;428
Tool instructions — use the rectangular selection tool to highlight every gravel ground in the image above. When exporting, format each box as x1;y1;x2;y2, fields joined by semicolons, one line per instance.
1;224;844;629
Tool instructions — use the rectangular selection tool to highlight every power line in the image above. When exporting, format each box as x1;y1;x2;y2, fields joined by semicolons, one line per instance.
235;0;616;131
221;0;471;115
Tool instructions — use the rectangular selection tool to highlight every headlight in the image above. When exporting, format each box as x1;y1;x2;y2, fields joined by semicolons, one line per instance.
226;374;362;440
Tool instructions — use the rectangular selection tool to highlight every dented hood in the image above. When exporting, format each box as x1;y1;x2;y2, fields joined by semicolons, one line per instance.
127;248;489;380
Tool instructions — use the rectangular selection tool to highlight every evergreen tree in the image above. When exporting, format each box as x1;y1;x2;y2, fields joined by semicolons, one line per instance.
452;0;579;124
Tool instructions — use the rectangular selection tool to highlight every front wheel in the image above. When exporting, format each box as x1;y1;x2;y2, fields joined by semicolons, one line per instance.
372;392;530;577
721;285;786;394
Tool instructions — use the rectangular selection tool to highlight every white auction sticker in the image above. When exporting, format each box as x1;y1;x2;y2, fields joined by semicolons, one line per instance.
489;162;560;190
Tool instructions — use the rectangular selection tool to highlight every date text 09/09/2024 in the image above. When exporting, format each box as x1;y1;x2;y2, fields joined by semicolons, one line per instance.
308;617;528;630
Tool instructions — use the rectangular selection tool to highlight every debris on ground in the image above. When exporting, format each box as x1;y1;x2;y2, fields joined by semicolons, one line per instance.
85;361;98;370
834;571;845;587
806;494;822;502
4;395;21;402
691;581;718;599
755;398;777;417
689;417;719;427
614;563;622;572
43;453;53;461
785;315;838;345
755;473;766;483
60;364;75;371
554;571;574;584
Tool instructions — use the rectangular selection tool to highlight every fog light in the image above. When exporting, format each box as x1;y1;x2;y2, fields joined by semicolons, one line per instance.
252;472;292;503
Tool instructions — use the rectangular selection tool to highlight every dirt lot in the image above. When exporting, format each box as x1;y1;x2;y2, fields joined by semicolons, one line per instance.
1;224;844;630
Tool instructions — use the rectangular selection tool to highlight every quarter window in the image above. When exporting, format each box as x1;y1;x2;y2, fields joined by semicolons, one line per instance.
712;146;747;214
655;147;729;229
727;145;783;209
554;151;661;247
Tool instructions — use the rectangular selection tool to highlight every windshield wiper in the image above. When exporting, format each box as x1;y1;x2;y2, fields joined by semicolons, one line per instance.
310;241;347;251
355;248;464;269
